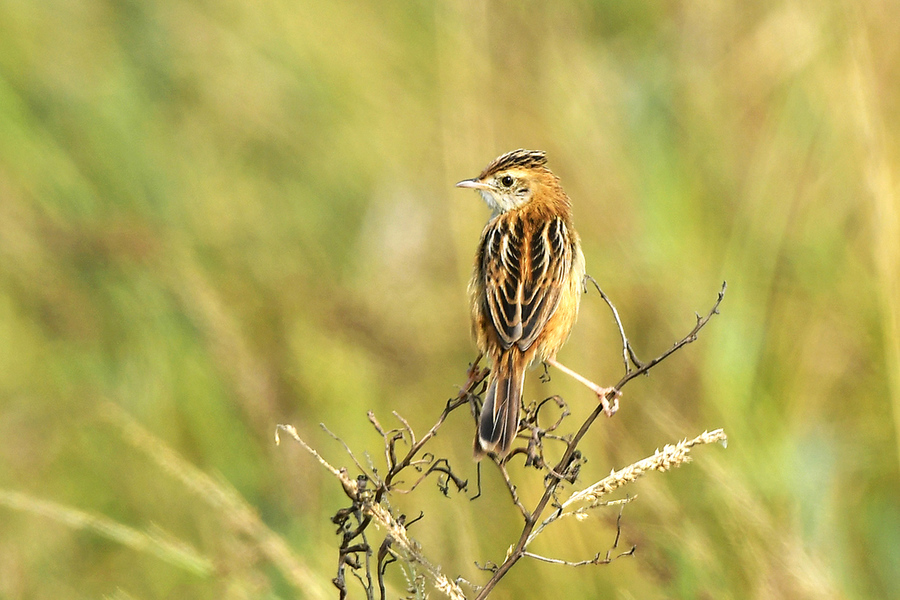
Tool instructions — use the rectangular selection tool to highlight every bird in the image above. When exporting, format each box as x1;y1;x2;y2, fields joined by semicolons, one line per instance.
457;149;617;459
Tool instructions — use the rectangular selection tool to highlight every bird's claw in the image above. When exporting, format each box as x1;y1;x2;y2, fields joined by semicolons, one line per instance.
598;388;621;417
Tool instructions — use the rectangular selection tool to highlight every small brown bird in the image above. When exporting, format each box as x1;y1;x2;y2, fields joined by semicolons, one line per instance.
457;149;616;459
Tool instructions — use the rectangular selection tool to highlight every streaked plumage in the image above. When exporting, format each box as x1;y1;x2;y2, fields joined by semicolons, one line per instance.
457;149;586;458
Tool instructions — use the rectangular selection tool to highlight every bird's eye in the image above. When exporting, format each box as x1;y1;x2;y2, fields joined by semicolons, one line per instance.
500;175;514;187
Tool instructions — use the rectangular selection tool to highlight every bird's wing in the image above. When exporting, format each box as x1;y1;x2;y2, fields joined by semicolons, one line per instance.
482;214;572;351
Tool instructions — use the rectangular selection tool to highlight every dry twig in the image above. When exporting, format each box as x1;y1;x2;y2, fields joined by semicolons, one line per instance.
473;282;727;599
277;283;728;599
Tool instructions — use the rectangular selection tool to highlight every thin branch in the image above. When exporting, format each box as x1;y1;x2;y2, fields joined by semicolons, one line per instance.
395;458;467;495
276;284;726;599
392;411;418;447
320;423;379;484
276;424;467;600
275;424;344;479
276;359;490;599
522;501;636;567
473;283;727;600
526;496;635;549
498;463;531;521
613;281;727;391
585;275;632;374
367;412;396;474
525;429;726;547
521;548;633;566
380;359;488;499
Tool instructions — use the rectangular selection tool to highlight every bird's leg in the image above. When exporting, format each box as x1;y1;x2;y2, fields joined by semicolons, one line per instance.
545;358;620;416
539;362;551;383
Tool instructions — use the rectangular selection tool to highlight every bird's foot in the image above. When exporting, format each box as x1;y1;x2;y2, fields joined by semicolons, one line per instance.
594;386;621;417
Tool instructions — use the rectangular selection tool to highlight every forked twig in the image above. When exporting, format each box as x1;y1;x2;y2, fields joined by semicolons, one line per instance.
473;283;727;600
585;275;632;373
276;359;489;599
276;284;727;599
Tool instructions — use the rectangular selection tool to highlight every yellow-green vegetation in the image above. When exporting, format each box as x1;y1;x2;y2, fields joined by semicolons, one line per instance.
1;1;898;598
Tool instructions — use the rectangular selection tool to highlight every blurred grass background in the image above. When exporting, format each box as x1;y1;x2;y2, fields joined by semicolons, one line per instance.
1;0;899;598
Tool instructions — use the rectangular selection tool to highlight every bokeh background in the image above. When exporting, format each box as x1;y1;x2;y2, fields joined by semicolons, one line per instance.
1;1;899;598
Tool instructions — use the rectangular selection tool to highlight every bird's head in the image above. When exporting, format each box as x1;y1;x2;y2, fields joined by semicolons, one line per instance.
456;149;555;214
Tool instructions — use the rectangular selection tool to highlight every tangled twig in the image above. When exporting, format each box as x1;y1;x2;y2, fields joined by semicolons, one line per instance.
276;282;728;599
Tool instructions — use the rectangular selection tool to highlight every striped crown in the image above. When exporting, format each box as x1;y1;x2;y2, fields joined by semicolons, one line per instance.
478;149;548;179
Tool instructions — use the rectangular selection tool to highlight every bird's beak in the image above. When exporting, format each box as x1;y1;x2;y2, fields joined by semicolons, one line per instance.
456;179;490;190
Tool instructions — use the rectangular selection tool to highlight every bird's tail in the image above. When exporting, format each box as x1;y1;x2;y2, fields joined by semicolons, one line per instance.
475;349;526;459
